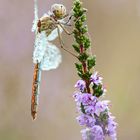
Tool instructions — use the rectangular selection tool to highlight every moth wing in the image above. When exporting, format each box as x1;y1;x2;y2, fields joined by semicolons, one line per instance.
40;42;62;71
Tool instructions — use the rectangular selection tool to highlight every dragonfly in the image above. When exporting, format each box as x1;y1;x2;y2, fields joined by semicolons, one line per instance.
31;0;76;120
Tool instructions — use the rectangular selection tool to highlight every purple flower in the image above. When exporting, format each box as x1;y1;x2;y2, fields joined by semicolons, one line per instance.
94;100;110;116
85;105;95;115
81;126;104;140
73;89;117;140
107;116;117;140
73;92;82;102
73;92;94;106
90;71;103;85
76;114;95;127
81;128;95;140
80;93;94;105
80;93;97;106
75;80;86;91
91;125;104;140
84;97;97;114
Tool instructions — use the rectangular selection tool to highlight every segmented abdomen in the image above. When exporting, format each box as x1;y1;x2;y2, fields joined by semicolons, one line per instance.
31;63;42;120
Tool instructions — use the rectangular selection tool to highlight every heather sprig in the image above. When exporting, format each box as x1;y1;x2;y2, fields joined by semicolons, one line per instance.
72;0;117;140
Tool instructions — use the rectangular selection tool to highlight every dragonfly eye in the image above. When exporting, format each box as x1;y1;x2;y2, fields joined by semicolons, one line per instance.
51;4;66;19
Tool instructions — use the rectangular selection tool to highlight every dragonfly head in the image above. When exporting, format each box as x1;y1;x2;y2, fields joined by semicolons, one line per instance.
51;4;67;19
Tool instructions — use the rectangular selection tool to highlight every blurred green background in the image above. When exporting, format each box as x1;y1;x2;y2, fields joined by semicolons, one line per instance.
0;0;140;139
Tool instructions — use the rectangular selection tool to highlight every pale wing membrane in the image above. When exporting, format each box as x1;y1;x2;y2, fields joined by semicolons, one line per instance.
40;42;62;71
32;0;39;32
46;25;63;41
33;31;47;63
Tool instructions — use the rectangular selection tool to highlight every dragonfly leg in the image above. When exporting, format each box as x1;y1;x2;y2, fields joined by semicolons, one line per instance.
58;23;74;35
65;9;87;27
57;26;78;58
60;22;72;27
65;15;73;24
60;14;73;26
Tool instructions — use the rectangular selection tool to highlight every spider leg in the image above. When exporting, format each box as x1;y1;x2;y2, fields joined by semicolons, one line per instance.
57;26;77;58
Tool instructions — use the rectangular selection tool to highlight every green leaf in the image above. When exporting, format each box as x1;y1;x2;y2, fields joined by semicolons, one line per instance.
100;111;109;125
83;36;91;49
75;21;83;29
80;25;88;34
92;84;104;97
78;53;89;62
80;15;86;22
87;55;96;70
75;63;83;73
74;0;82;8
81;103;86;114
72;44;80;53
78;72;83;78
82;71;92;80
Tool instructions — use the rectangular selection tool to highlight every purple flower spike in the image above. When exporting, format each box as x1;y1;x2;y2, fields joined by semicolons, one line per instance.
85;105;95;115
91;125;104;140
73;92;94;106
73;92;82;102
81;126;104;140
76;114;95;127
75;80;86;92
81;128;95;140
94;100;109;116
107;116;117;140
90;71;103;85
73;91;117;140
72;1;117;139
80;93;93;105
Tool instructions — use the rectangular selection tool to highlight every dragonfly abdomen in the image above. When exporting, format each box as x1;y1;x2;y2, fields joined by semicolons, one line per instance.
31;63;42;120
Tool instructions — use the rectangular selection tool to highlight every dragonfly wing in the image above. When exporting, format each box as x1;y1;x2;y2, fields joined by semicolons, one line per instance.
32;13;49;32
33;31;47;63
46;25;63;41
40;42;62;71
32;17;38;32
32;0;39;32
